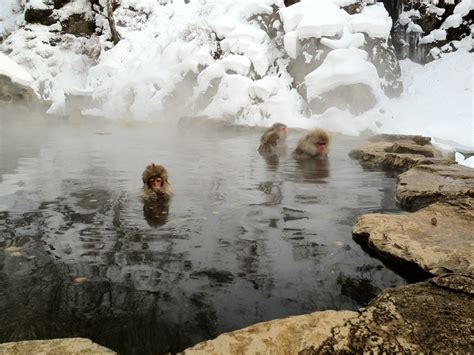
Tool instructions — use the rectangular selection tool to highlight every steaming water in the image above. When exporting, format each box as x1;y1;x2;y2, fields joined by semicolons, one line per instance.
0;114;407;354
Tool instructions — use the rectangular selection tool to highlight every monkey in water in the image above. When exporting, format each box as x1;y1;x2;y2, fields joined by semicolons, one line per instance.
260;122;288;143
292;128;330;160
258;131;280;155
258;122;288;158
141;163;172;202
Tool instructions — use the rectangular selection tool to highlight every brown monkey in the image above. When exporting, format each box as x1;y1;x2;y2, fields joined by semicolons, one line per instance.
258;131;280;155
292;128;330;160
141;163;172;202
260;122;288;143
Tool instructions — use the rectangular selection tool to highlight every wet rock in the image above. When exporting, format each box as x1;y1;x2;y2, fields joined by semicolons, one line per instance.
396;164;474;211
182;311;358;354
349;136;454;172
0;338;115;354
312;273;474;353
184;274;474;354
353;198;474;276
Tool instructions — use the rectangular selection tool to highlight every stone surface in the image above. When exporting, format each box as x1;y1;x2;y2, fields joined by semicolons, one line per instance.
353;198;474;276
349;140;454;172
0;75;40;106
312;274;474;353
184;274;474;354
183;311;358;354
0;338;116;354
396;164;474;211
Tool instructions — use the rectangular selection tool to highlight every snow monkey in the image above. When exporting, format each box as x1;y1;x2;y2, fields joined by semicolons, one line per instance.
260;122;288;144
141;163;172;202
292;128;330;160
258;131;280;155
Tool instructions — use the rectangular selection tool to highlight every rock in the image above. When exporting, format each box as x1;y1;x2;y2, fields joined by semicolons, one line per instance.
0;338;116;354
61;13;96;37
349;140;454;172
313;274;474;353
368;133;431;146
387;141;436;157
183;311;358;354
307;83;378;115
396;164;474;211
183;274;474;354
24;8;55;26
363;37;403;98
391;0;473;63
0;75;40;106
353;198;474;276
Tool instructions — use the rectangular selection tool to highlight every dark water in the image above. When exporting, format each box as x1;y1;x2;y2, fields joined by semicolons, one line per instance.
0;112;407;354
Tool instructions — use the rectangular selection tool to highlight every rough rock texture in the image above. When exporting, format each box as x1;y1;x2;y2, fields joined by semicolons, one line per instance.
0;338;115;354
0;75;39;106
396;164;474;211
183;311;358;354
184;274;474;354
353;199;474;276
312;274;474;353
349;135;454;172
61;13;97;37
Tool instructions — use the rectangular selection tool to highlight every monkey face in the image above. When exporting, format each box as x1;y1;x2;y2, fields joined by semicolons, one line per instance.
278;126;288;140
314;141;328;156
148;176;163;191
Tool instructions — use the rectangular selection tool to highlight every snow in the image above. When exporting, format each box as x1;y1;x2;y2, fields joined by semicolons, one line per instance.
0;52;34;86
372;50;474;150
348;3;392;39
419;29;447;44
0;0;472;164
295;0;347;39
305;48;380;99
454;0;474;16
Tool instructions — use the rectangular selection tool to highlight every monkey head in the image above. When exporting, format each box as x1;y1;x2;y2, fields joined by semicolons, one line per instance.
141;163;172;201
271;123;288;140
294;128;330;158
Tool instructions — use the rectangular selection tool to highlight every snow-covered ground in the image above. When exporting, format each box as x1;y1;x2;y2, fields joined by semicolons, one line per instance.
0;0;472;166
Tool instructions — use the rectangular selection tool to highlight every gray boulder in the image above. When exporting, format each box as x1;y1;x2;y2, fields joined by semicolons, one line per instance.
349;135;454;172
396;164;474;211
353;198;474;276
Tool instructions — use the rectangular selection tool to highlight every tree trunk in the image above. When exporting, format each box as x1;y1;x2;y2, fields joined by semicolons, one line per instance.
107;0;121;45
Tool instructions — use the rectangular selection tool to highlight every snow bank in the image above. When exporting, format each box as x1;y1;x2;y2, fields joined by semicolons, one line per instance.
0;52;34;86
305;48;379;99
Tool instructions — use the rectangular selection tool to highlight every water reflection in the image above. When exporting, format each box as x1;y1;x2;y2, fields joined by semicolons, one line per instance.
0;115;408;354
143;201;170;227
295;158;330;181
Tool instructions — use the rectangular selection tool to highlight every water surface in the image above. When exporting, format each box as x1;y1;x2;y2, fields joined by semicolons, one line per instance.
0;113;407;354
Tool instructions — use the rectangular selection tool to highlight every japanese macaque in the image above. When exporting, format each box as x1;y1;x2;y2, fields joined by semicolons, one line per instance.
260;122;288;143
292;128;330;160
141;163;172;202
258;131;280;155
